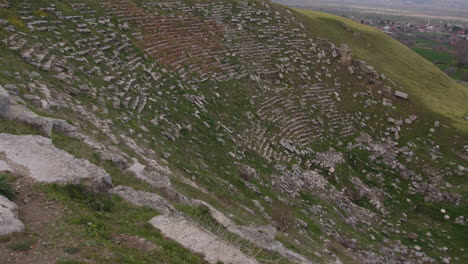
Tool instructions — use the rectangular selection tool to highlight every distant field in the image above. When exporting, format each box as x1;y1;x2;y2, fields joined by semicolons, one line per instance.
412;36;454;50
295;8;468;131
400;33;467;82
411;48;454;65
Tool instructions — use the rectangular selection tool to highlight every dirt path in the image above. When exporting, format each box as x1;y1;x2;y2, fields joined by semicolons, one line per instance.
0;178;88;264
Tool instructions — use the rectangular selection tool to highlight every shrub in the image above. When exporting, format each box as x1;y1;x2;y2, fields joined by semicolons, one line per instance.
271;202;295;232
0;173;16;200
460;72;468;82
54;184;113;212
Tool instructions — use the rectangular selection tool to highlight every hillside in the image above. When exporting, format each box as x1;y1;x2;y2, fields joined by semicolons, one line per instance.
0;1;467;264
295;9;468;131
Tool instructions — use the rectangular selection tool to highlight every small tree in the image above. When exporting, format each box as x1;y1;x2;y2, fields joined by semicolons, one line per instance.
452;25;462;32
271;202;295;232
461;72;468;82
445;67;457;76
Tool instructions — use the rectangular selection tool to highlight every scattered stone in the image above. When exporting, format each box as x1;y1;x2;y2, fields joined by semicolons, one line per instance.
239;164;258;180
408;233;418;240
394;90;408;99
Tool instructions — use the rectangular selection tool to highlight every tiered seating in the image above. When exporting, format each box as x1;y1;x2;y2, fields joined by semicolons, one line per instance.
2;0;366;167
101;0;229;78
303;83;356;137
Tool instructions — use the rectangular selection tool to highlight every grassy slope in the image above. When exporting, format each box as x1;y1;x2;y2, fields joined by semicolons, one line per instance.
294;9;468;132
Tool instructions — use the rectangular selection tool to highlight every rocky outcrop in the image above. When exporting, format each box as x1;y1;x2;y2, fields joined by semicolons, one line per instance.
113;186;312;263
0;195;25;236
313;148;345;169
0;85;76;137
0;133;112;191
110;186;175;215
111;187;252;262
228;225;312;264
192;199;235;227
149;214;259;264
192;200;313;263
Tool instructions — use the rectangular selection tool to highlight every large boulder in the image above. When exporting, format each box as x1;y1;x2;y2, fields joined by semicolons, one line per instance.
0;133;112;191
0;195;25;236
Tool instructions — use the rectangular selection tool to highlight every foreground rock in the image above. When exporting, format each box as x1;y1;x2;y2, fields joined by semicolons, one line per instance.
0;133;112;190
110;186;175;215
149;214;258;264
0;195;25;236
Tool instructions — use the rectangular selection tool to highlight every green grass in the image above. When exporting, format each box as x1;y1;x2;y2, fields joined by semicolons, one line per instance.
50;183;114;212
7;239;35;251
0;8;27;31
294;8;468;132
56;258;84;264
411;48;454;65
0;118;42;135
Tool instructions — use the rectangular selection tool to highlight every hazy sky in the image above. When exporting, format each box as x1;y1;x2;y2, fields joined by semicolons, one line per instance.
275;0;468;10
